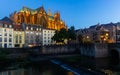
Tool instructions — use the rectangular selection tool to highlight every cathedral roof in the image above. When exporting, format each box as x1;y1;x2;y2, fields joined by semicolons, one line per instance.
20;6;37;14
48;16;54;20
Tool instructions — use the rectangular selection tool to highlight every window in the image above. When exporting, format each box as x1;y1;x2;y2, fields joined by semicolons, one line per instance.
37;28;38;31
27;35;29;38
36;33;38;35
0;33;2;36
44;40;46;42
20;36;22;39
9;34;12;37
9;44;12;47
44;37;46;39
9;38;12;42
5;24;7;27
16;35;18;43
4;29;6;32
48;37;50;39
31;27;33;30
0;44;2;47
25;40;28;43
19;40;22;43
40;28;41;31
4;33;7;36
0;38;2;42
4;38;7;42
9;25;12;28
30;40;33;43
26;27;28;30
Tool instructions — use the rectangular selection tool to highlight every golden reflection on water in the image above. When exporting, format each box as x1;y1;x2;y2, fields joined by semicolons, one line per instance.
67;71;74;75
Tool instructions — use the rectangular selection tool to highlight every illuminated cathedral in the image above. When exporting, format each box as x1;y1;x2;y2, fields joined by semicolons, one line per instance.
10;6;67;30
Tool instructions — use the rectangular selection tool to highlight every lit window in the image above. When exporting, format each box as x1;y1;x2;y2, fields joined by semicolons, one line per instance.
9;25;12;28
37;28;38;31
26;27;28;30
40;28;41;31
5;24;7;27
36;33;38;35
4;29;6;32
31;27;33;30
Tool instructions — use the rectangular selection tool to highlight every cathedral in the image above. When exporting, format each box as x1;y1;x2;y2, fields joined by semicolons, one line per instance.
10;6;67;30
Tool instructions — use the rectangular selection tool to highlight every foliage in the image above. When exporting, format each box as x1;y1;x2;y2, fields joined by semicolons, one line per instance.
52;26;76;43
68;26;76;40
52;28;68;43
77;34;84;43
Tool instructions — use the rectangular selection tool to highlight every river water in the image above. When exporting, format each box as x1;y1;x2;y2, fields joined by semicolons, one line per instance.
0;61;74;75
0;56;120;75
60;56;120;75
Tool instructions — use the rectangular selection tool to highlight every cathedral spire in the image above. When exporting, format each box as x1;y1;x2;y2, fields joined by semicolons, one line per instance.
48;8;52;16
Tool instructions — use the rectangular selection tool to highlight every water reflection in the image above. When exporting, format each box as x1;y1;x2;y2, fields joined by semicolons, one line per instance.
0;61;74;75
63;56;120;75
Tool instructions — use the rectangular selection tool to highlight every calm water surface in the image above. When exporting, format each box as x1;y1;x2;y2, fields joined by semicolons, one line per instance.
0;61;74;75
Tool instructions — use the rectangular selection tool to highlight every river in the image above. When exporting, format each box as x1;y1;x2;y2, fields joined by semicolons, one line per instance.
0;61;75;75
0;56;120;75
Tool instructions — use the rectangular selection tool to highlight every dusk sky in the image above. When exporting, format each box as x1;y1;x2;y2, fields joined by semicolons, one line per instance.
0;0;120;29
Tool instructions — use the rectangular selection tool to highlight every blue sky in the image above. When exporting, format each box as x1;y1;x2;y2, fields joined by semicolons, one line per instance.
0;0;120;29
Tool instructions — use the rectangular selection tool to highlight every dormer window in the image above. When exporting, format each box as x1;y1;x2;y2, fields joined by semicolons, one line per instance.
37;28;38;31
26;27;28;30
9;25;12;28
5;24;7;28
31;27;33;30
39;28;41;31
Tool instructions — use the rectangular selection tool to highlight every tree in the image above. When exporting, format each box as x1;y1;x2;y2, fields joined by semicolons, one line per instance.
77;34;84;43
52;28;68;43
68;26;76;40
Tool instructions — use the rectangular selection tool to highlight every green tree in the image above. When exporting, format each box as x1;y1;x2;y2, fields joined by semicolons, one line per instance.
68;26;76;40
77;34;84;43
52;28;68;43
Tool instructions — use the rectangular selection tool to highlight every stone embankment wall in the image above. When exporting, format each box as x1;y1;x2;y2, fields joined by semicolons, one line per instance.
80;43;108;58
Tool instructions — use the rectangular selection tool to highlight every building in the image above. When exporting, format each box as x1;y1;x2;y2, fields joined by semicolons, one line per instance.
76;22;118;43
42;28;55;45
23;24;42;47
10;6;67;30
0;17;14;48
14;23;25;47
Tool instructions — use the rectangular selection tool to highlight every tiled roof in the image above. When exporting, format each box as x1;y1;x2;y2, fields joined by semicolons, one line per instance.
0;16;13;24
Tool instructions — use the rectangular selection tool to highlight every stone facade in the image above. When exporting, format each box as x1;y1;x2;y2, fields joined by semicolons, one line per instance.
76;22;120;43
10;6;67;30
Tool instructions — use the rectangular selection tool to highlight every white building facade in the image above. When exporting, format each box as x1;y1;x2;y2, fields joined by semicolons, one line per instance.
24;24;42;47
42;29;55;45
0;22;14;48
